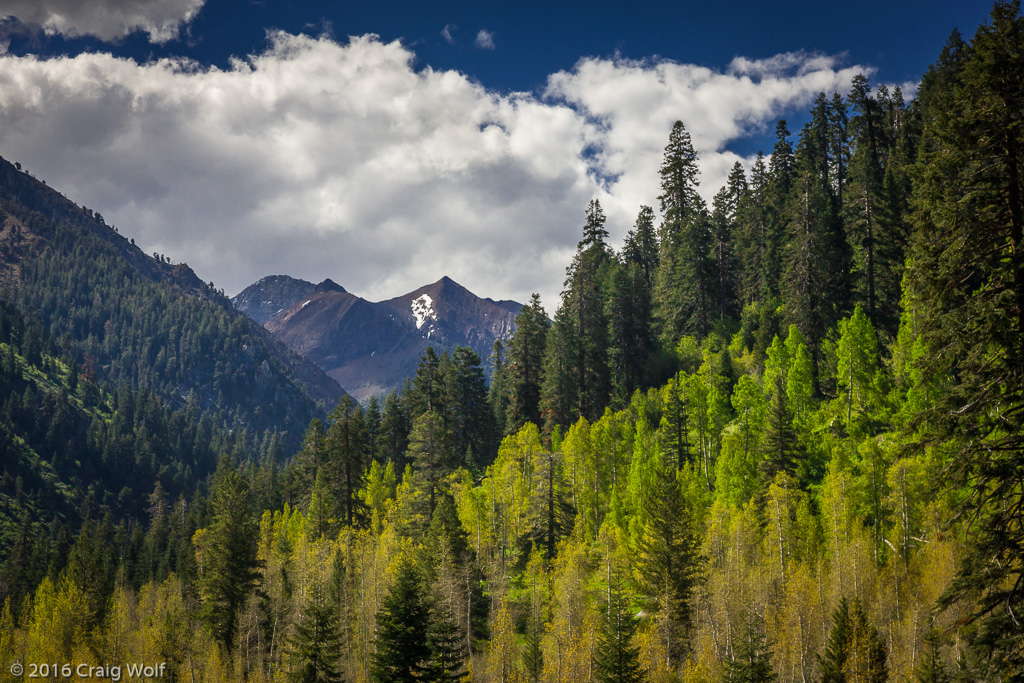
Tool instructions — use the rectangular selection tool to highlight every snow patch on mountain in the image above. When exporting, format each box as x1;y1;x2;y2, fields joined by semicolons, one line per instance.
411;294;437;330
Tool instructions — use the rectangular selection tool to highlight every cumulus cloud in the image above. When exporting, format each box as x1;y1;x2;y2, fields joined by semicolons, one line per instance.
475;29;495;50
0;34;867;309
0;0;205;43
545;52;868;228
441;23;456;44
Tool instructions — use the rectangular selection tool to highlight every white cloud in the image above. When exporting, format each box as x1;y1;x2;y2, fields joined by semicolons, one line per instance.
441;23;456;45
0;0;205;43
0;34;867;310
544;52;868;229
475;29;495;50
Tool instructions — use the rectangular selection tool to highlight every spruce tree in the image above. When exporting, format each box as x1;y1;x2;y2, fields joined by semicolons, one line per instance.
488;340;509;435
818;597;887;683
722;612;776;683
761;370;800;483
735;154;769;304
412;347;445;417
199;454;262;651
609;218;656;405
365;395;382;464
654;121;714;340
380;389;411;472
594;583;646;683
912;3;1024;671
371;557;431;683
525;446;574;563
326;396;367;527
765;121;796;303
522;620;544;683
845;74;886;326
784;120;842;379
505;294;550;433
710;163;745;322
633;460;700;668
446;346;492;468
540;200;612;430
621;205;659;292
659;372;691;471
425;602;467;683
408;410;456;512
287;580;344;683
540;305;578;435
914;629;950;683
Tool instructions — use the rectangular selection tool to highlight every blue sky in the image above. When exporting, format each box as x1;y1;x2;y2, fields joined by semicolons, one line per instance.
0;0;997;306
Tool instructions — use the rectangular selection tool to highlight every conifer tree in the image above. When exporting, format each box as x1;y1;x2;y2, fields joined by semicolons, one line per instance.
540;305;578;435
506;294;550;433
425;601;467;683
365;395;382;464
762;370;800;484
784;120;843;378
522;620;544;683
633;460;700;668
818;597;887;683
764;121;796;302
287;580;344;683
446;346;492;467
594;583;646;683
709;163;745;322
572;200;613;420
621;205;659;292
326;396;367;527
654;121;714;340
525;446;574;563
610;207;659;403
541;200;612;429
845;74;887;326
308;468;338;540
199;454;261;651
488;340;509;435
291;418;327;496
735;154;769;304
914;629;951;683
380;389;411;471
408;410;456;511
412;348;445;417
371;558;431;683
912;3;1024;671
659;373;691;471
722;612;776;683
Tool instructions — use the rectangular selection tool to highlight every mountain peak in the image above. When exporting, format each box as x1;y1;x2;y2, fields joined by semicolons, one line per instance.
315;278;346;294
422;275;470;298
233;275;317;325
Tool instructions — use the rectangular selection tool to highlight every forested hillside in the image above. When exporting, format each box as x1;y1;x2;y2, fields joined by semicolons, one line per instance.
0;154;343;445
2;2;1023;682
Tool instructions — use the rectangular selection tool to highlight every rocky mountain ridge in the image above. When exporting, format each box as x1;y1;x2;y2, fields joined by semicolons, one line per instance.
235;275;522;400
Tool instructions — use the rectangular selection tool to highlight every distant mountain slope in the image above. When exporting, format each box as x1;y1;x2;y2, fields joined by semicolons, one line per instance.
380;276;518;351
0;157;344;450
233;275;318;324
253;275;521;400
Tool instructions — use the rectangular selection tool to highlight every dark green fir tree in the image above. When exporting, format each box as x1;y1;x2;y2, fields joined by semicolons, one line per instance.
371;557;431;683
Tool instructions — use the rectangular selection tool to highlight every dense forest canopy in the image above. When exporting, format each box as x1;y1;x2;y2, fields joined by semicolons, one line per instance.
1;2;1024;681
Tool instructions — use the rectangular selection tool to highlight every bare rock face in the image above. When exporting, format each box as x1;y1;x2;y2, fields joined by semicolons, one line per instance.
232;275;318;325
253;275;522;401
